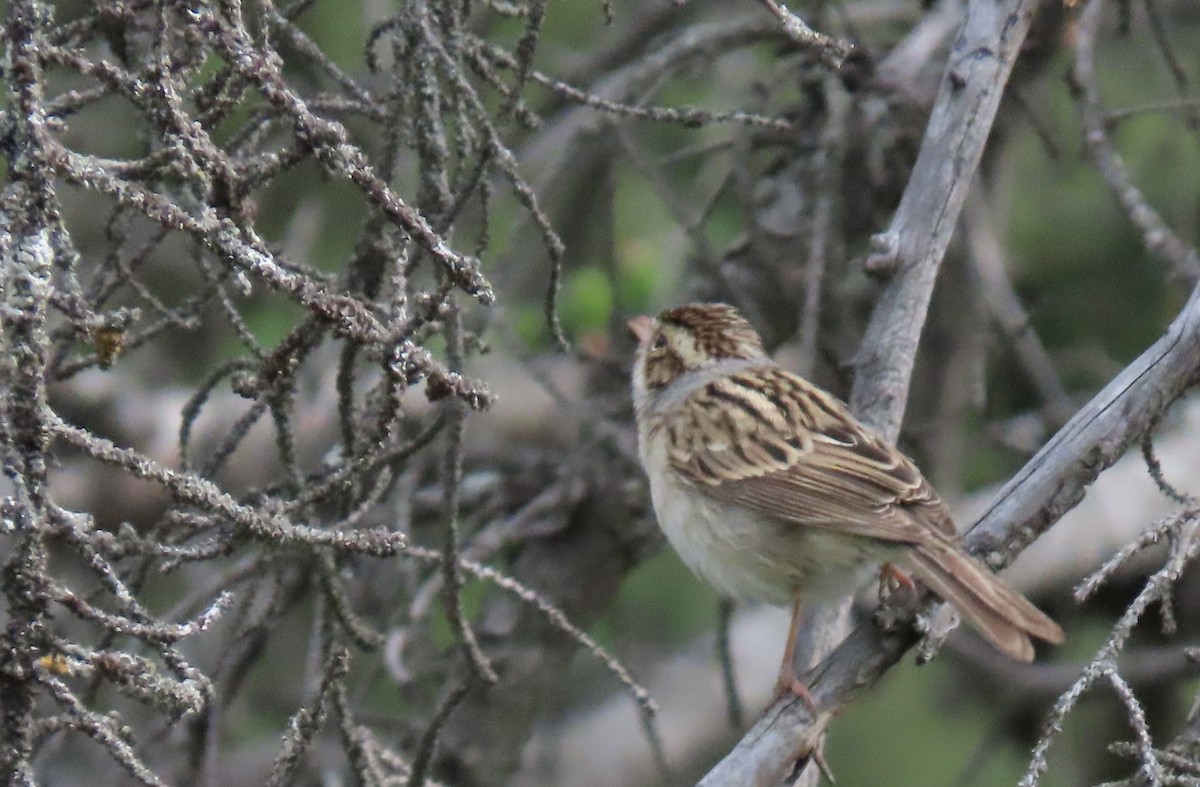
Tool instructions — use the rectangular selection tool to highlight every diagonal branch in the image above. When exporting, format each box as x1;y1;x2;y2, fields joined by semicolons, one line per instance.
1071;0;1200;285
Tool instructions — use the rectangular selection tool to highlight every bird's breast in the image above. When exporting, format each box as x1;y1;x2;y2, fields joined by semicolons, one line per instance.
639;426;873;605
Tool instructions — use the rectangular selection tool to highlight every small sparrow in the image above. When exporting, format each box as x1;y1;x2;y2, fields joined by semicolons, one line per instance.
629;303;1063;701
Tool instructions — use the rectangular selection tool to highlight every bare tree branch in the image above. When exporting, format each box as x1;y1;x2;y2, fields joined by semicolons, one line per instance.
852;0;1041;438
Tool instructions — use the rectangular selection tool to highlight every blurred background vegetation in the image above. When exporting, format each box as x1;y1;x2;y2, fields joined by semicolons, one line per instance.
5;0;1200;784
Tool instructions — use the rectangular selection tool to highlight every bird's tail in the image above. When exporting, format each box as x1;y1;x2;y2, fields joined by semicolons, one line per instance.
907;544;1063;662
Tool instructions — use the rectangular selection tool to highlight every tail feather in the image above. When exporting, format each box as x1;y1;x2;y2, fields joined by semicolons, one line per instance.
907;545;1064;663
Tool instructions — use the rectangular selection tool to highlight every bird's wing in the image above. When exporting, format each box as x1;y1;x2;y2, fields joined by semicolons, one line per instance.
661;367;957;545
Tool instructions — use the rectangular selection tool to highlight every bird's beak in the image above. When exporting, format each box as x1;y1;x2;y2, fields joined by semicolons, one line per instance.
627;315;655;344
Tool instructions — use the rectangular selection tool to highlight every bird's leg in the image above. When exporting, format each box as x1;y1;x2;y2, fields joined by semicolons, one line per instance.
772;592;817;713
772;594;835;783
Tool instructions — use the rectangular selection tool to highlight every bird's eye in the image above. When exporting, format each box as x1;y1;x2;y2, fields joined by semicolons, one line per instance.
652;333;668;350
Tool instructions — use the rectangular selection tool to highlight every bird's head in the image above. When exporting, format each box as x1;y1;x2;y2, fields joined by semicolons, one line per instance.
628;303;766;403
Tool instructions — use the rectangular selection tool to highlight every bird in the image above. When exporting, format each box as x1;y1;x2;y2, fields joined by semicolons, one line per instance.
628;303;1063;704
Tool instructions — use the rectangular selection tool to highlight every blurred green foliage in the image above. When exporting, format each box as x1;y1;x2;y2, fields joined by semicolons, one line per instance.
830;658;1068;787
41;0;1198;780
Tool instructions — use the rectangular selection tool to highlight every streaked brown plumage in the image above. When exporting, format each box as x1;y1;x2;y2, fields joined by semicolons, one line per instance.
629;303;1062;697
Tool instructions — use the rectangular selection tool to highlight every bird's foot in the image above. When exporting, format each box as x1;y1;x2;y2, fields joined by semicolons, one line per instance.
878;562;916;597
771;673;818;714
875;563;919;631
811;745;837;785
772;674;835;782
